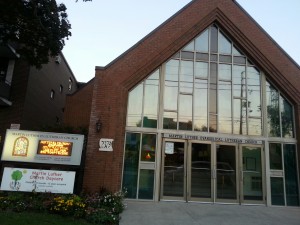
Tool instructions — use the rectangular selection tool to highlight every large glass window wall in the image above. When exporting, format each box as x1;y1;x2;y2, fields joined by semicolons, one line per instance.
124;24;298;204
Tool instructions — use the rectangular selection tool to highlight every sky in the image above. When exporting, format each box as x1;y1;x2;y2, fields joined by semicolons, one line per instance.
61;0;300;83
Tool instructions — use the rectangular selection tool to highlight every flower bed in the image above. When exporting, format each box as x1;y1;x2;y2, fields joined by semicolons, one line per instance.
0;189;126;225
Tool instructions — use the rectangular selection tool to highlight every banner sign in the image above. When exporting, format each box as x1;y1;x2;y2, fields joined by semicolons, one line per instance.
1;129;84;165
0;167;75;193
163;133;263;145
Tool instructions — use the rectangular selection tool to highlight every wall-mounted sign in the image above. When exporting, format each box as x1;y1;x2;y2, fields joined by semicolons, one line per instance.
165;142;174;154
99;138;113;151
0;167;75;193
1;129;84;165
163;133;263;145
37;140;73;156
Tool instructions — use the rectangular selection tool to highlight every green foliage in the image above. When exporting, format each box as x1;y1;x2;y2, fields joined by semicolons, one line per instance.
0;189;126;225
11;170;23;182
0;0;90;68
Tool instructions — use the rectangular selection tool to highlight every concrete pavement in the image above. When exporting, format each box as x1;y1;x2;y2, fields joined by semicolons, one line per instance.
120;201;300;225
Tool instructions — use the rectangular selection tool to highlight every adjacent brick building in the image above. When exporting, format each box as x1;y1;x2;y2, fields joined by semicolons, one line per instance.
0;45;79;172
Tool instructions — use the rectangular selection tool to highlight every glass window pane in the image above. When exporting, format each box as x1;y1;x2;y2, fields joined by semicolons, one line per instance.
210;54;218;62
195;29;209;52
233;56;246;64
144;72;159;128
210;25;218;53
179;95;192;130
233;98;247;135
233;46;243;56
219;64;231;80
233;65;246;97
209;63;217;114
219;32;232;54
219;55;232;63
271;177;285;206
269;143;282;170
219;81;232;133
164;81;178;111
122;133;140;198
242;146;263;201
209;114;217;132
141;134;156;162
195;62;208;79
165;59;179;81
138;170;154;200
181;51;194;60
180;61;193;93
196;53;209;61
127;84;143;127
163;111;177;130
247;66;261;118
248;118;262;136
183;41;194;51
280;96;294;138
266;81;280;137
284;144;299;206
194;79;208;131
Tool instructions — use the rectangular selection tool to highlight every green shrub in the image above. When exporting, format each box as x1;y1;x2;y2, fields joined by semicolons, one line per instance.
85;208;119;225
0;188;126;224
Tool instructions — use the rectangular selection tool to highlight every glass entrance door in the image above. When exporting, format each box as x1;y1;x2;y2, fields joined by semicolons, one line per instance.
189;142;212;201
161;139;265;204
240;145;264;204
162;140;186;201
161;139;213;202
215;144;238;203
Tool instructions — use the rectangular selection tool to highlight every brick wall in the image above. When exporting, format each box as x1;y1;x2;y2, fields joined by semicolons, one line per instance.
64;79;94;128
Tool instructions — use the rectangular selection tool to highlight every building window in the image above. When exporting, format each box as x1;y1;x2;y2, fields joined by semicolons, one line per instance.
122;132;156;200
127;70;159;128
68;78;73;91
50;90;55;99
59;85;63;93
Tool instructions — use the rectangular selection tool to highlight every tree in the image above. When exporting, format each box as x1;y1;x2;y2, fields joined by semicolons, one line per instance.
11;170;23;188
0;0;90;68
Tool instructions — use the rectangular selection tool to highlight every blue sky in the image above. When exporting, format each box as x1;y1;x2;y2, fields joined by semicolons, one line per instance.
62;0;300;82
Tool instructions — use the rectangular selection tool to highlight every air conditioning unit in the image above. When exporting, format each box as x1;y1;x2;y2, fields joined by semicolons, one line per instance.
55;56;61;64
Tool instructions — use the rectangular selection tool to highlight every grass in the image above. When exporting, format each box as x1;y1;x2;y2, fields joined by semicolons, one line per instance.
0;211;91;225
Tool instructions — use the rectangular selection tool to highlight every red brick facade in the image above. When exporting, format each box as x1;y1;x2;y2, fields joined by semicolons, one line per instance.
66;0;300;193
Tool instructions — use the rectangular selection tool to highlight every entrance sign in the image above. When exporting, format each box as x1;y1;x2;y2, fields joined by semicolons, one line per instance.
0;167;75;193
165;142;174;154
163;133;263;145
99;138;114;151
1;129;84;165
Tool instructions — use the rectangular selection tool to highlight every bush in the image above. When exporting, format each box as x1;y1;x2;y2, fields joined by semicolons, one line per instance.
0;189;127;225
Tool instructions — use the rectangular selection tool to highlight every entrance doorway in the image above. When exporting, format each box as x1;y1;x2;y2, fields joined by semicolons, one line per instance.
161;139;265;204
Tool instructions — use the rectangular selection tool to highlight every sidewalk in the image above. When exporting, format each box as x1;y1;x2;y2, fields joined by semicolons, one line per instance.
120;201;300;225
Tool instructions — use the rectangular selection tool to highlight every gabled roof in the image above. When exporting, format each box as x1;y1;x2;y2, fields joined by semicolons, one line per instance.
96;0;300;103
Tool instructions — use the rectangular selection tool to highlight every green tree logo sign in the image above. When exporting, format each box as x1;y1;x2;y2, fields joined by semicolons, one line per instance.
9;170;23;191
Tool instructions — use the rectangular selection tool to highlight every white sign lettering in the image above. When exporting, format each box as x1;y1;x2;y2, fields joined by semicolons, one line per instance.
163;133;263;145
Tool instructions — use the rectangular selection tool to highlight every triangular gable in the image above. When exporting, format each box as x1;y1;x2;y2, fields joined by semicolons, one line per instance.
96;0;300;104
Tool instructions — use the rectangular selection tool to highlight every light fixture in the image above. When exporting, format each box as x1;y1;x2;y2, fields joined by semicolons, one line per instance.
96;119;102;132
